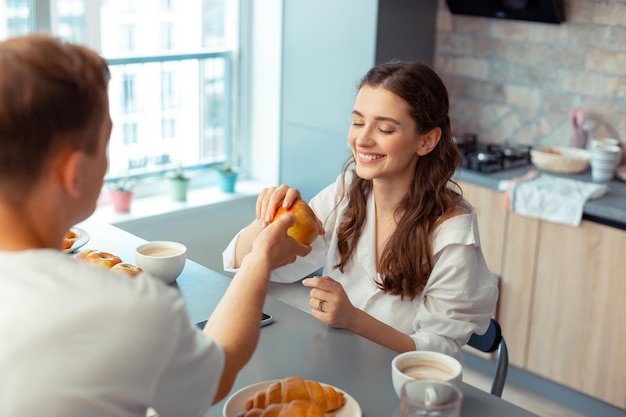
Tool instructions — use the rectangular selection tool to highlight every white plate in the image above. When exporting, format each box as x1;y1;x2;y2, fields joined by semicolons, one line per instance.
223;379;361;417
63;227;90;253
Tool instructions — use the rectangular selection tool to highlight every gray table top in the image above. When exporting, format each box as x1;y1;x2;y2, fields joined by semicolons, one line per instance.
80;219;538;417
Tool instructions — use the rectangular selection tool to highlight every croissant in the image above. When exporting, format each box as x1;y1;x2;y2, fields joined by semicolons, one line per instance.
238;399;333;417
244;376;345;412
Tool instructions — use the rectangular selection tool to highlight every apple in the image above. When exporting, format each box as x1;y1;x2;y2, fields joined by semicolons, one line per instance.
272;199;319;245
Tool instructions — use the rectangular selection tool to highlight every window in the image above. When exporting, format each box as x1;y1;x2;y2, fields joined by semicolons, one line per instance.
118;23;135;54
55;0;85;43
160;22;173;51
161;0;173;13
0;0;239;181
161;70;177;110
123;123;138;146
2;0;30;38
122;73;138;113
162;118;176;140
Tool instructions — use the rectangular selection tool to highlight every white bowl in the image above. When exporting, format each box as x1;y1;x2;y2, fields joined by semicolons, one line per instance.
135;241;187;284
391;351;463;398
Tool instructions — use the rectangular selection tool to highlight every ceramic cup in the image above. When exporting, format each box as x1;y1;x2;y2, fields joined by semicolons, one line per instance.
400;379;463;417
591;138;620;149
135;241;187;284
591;144;622;182
391;351;463;399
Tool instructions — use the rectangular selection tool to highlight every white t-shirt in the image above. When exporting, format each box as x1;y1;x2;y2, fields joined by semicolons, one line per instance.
224;172;499;360
0;249;224;417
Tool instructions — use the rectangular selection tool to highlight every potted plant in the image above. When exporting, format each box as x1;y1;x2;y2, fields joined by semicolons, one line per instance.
216;163;238;193
109;177;136;212
168;165;190;202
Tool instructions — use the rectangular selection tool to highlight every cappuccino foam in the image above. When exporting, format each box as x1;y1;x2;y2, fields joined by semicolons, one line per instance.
140;246;181;257
401;359;454;381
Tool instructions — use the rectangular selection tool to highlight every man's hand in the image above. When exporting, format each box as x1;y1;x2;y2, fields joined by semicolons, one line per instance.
250;213;311;270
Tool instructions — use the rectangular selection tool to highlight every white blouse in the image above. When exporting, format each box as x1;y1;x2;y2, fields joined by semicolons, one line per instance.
223;173;499;360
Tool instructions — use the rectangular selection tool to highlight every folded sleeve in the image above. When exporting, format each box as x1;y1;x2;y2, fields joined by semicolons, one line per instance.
222;229;242;274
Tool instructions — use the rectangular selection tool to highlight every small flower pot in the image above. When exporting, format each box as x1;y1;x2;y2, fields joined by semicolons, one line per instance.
217;172;238;193
110;190;133;212
169;178;190;202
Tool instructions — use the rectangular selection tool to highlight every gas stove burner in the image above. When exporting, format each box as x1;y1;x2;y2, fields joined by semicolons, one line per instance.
453;133;478;155
455;135;532;173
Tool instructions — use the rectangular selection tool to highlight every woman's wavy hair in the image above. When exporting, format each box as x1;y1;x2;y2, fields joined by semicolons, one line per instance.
334;61;462;300
0;34;111;203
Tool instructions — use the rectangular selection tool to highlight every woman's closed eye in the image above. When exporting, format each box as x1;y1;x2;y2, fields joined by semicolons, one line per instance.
377;127;394;134
351;119;395;135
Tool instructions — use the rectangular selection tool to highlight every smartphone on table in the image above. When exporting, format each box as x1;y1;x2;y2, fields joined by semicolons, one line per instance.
261;313;273;327
195;312;273;330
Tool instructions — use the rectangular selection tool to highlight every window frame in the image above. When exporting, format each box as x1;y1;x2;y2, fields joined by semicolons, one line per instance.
5;0;242;191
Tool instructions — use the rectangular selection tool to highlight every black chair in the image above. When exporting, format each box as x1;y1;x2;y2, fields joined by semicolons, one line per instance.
467;318;508;397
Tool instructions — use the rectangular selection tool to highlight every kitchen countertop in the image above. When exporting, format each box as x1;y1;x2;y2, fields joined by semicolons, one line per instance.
455;166;626;230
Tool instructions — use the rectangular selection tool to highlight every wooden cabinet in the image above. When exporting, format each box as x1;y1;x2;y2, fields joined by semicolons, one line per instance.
499;213;540;368
459;181;626;408
459;181;507;277
526;220;626;408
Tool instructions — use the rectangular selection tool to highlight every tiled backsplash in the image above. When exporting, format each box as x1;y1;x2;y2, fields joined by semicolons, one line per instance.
434;0;626;149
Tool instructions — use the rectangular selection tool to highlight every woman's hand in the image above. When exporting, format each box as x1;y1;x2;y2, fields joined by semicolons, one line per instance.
232;185;303;269
302;276;358;330
256;185;302;226
303;275;417;353
255;185;325;236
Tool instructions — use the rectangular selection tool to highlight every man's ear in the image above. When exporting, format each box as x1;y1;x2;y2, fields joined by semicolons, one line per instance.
56;149;83;198
416;127;442;156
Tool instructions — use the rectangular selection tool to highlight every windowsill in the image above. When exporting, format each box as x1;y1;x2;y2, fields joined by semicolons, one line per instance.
89;180;265;225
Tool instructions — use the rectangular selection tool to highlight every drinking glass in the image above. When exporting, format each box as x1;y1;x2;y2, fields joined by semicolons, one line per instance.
400;379;463;417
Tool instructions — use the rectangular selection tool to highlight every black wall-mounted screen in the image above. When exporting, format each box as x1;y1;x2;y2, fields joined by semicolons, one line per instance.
445;0;564;24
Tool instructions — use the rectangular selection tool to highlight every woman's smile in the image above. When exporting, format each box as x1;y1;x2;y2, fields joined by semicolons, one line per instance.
357;151;385;163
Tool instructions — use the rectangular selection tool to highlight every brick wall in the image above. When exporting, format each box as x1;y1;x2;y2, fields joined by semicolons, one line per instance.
434;0;626;148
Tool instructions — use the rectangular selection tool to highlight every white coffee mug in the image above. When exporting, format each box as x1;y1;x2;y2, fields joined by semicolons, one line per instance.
400;379;463;417
135;241;187;284
591;138;620;149
391;351;463;398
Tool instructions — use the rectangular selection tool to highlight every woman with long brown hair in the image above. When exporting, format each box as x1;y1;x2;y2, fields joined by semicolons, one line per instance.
224;61;498;360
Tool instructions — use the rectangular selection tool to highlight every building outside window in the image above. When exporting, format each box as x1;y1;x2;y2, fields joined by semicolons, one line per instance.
2;0;29;37
160;21;173;51
0;0;238;181
122;73;138;113
123;123;138;146
162;118;176;140
118;23;135;54
161;0;173;13
161;70;177;110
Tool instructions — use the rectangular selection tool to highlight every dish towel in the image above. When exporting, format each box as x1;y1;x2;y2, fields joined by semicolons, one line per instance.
502;170;608;227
